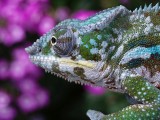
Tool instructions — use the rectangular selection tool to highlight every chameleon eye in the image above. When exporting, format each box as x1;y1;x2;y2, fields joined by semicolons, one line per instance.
53;36;76;56
52;27;77;56
51;36;57;46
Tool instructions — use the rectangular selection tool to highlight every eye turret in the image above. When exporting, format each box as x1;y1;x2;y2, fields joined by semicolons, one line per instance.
51;27;77;56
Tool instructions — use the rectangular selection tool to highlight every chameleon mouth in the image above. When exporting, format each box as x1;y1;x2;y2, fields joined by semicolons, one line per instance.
28;55;59;72
28;55;96;86
29;55;96;68
29;55;57;63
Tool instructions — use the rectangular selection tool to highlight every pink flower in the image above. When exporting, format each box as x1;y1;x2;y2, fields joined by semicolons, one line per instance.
9;60;27;80
85;85;106;95
10;48;42;81
72;10;96;20
16;78;40;94
0;59;9;80
0;0;51;117
38;15;56;35
0;90;16;120
0;91;11;108
0;0;52;46
34;89;49;107
17;88;49;112
0;4;25;46
12;47;30;60
55;7;70;21
0;106;16;120
17;94;39;112
20;0;50;33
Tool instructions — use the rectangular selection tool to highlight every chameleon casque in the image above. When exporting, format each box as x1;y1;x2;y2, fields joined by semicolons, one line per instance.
25;3;160;120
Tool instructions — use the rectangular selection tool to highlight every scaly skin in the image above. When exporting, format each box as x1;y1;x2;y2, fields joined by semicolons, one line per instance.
25;3;160;120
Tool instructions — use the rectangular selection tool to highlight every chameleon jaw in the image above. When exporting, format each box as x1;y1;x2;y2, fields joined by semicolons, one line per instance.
29;55;97;69
29;55;58;67
28;55;98;86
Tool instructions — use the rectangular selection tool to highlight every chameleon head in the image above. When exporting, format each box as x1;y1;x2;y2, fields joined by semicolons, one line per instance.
25;25;101;86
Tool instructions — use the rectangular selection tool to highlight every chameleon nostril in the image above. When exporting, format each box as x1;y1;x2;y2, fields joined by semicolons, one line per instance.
25;47;30;54
38;48;42;53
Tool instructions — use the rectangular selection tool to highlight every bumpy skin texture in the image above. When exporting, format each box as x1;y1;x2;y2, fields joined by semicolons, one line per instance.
26;3;160;120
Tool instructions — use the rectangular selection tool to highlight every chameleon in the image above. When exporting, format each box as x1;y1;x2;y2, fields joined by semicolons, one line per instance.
25;3;160;120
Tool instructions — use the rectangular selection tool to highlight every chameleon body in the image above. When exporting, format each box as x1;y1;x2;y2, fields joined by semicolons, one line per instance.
26;3;160;120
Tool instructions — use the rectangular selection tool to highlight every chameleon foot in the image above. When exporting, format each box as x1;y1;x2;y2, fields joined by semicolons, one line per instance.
87;77;160;120
87;110;104;120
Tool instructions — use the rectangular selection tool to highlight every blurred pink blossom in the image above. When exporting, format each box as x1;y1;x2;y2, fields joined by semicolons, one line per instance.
0;106;16;120
0;2;26;46
16;78;40;94
9;60;27;80
17;88;49;112
85;85;106;95
22;4;45;32
35;89;49;107
38;15;56;35
0;24;25;46
55;7;70;21
0;0;51;118
12;47;30;60
0;91;11;108
0;90;16;120
9;58;42;81
10;48;42;81
27;0;48;3
20;0;50;33
72;10;96;20
17;94;39;112
0;0;52;46
0;60;9;80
